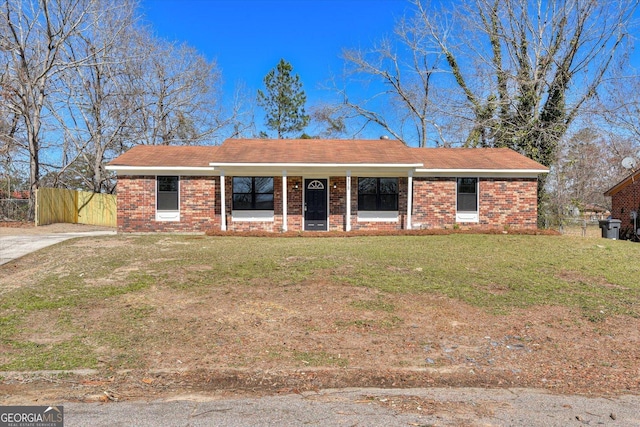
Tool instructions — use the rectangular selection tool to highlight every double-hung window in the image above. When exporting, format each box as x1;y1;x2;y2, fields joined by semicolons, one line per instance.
358;178;398;211
156;176;180;221
232;177;274;210
456;177;478;222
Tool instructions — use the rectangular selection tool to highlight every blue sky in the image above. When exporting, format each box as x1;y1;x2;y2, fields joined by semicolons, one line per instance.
139;0;410;135
139;0;640;144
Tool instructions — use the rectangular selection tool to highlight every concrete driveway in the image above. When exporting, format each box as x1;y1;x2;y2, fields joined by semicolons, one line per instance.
0;230;116;266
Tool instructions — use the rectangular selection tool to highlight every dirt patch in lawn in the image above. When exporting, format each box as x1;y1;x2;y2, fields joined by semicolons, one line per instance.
2;289;639;403
0;233;638;404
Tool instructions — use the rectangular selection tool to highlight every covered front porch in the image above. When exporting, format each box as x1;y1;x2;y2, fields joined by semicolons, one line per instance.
215;167;416;233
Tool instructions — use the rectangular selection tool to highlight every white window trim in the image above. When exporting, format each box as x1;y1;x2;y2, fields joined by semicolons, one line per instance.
156;211;181;222
456;177;479;223
357;211;399;222
156;175;180;222
456;212;479;223
232;210;275;222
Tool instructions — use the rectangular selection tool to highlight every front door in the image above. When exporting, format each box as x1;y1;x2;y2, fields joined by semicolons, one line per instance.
304;179;328;231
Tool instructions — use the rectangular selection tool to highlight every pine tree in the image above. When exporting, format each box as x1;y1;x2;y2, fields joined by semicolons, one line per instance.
257;59;310;138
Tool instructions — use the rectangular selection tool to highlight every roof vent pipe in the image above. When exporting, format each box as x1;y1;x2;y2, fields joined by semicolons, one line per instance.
380;135;389;140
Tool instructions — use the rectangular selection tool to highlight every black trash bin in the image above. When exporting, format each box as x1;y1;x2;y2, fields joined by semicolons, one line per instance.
598;219;622;239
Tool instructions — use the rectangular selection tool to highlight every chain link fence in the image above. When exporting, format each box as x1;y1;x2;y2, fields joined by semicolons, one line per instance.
556;217;603;238
0;198;30;222
540;213;606;238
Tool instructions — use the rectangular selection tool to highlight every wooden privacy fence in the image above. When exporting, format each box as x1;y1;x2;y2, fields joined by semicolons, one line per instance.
36;188;116;227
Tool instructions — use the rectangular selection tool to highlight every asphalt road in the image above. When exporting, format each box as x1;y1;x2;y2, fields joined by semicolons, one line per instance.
61;387;640;427
0;231;115;265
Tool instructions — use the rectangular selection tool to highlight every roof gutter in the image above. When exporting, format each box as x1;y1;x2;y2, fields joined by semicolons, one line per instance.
415;168;549;174
105;165;217;176
415;168;549;177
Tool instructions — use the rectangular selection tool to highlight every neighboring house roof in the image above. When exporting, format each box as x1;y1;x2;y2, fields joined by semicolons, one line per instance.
0;190;30;199
106;139;549;176
209;138;420;165
108;145;218;168
414;148;548;171
604;170;640;197
583;203;609;213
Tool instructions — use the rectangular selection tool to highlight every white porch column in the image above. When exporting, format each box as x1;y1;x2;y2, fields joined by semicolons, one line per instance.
282;172;288;232
406;171;413;230
346;170;351;232
220;172;227;231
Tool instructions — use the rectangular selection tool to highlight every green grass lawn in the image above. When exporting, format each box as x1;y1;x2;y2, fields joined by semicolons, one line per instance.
1;233;638;371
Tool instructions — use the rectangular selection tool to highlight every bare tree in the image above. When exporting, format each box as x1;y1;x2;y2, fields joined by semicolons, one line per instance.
0;0;102;216
543;68;640;225
339;13;447;147
544;124;636;227
40;0;241;193
421;0;636;167
125;35;229;146
559;129;624;207
0;0;251;204
0;75;20;165
339;0;636;156
306;103;348;139
44;0;137;193
598;72;640;159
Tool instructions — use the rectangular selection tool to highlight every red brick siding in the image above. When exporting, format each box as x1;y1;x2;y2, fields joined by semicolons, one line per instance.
116;175;154;232
117;174;539;232
610;180;640;238
329;177;346;231
479;178;538;228
117;175;216;232
412;178;456;228
411;177;537;229
287;177;304;231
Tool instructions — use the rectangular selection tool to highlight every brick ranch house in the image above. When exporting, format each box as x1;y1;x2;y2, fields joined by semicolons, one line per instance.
106;138;548;233
604;169;640;239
